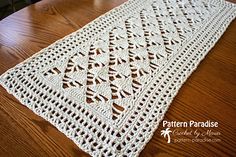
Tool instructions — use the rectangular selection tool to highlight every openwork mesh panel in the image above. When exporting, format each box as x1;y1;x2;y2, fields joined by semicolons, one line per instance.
1;0;235;156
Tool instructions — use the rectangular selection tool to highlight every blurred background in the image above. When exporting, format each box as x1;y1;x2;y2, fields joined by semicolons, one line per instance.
0;0;40;20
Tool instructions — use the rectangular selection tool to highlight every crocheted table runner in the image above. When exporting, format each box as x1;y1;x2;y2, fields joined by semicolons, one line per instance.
0;0;235;156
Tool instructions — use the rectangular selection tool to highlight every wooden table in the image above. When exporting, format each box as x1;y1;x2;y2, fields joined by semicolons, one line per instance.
0;0;236;156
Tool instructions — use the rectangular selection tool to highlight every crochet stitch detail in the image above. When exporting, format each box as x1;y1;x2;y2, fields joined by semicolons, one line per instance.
1;0;235;156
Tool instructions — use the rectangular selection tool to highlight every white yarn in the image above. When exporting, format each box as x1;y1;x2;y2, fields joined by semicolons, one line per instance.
0;0;235;156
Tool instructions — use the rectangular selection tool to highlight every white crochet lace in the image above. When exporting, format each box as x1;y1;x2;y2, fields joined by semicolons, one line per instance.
1;0;235;156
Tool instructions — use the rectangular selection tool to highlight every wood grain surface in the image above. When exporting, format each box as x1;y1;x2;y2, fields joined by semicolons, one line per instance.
0;0;236;156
